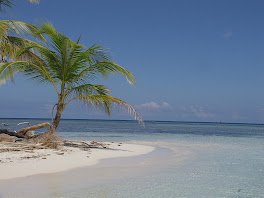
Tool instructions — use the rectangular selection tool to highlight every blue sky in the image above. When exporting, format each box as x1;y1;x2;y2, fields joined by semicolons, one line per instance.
1;0;264;123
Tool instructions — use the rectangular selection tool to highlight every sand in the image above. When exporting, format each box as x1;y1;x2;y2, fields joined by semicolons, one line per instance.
0;141;155;180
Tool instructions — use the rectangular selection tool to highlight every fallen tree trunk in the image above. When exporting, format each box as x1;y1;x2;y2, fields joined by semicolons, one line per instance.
0;129;25;138
17;122;50;135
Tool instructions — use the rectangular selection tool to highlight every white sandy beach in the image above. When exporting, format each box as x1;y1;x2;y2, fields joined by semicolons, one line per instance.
0;142;155;180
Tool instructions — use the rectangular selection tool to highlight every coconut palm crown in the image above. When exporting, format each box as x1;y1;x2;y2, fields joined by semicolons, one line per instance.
0;23;143;132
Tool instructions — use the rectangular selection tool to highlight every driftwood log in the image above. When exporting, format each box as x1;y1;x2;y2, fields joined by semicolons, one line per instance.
17;122;50;135
0;129;25;138
0;122;51;139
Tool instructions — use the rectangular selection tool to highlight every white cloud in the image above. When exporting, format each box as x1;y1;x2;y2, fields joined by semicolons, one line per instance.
190;106;213;118
161;102;170;108
136;102;160;109
180;105;214;119
135;101;170;111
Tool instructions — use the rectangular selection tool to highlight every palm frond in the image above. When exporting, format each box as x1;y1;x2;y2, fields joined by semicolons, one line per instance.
0;20;45;42
67;60;135;91
65;84;111;100
1;36;46;62
0;20;46;85
0;0;13;12
90;60;135;86
7;36;44;48
38;23;70;53
0;61;60;95
0;0;39;12
65;95;144;124
0;20;46;60
0;61;26;85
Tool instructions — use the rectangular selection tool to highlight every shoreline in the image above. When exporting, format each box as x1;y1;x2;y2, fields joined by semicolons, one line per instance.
0;142;155;180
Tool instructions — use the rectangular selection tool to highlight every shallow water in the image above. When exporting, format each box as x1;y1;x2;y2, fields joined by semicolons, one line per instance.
0;119;263;197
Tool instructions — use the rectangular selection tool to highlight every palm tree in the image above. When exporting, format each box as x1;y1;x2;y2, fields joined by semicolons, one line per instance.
0;0;39;12
0;20;45;84
0;22;143;135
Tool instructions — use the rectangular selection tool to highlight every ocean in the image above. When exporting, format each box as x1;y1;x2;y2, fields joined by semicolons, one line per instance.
0;119;264;198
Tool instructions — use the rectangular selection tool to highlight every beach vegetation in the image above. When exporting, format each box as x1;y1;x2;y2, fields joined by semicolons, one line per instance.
0;22;143;140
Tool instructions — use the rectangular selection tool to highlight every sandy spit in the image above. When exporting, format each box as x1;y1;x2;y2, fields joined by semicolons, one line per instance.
0;142;155;180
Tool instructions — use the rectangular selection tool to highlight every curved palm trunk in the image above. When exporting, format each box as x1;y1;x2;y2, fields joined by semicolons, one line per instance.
31;104;63;145
39;104;63;137
51;104;64;133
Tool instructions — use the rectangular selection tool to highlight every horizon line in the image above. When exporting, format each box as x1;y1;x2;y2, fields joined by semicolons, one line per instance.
0;117;263;126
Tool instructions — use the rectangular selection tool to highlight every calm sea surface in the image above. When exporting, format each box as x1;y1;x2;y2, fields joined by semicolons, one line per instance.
0;119;264;198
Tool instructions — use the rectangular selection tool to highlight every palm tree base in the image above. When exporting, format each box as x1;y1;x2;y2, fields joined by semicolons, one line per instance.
30;128;62;149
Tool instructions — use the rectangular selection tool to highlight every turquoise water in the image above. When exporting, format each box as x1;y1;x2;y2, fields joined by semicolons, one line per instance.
0;119;264;197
